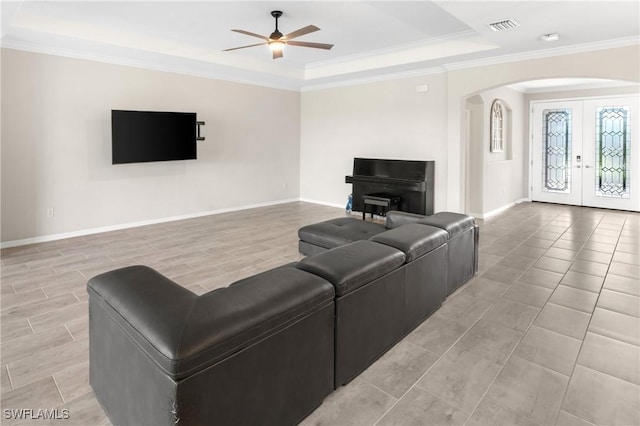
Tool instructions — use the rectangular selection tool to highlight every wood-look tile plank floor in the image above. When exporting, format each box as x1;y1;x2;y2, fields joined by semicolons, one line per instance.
1;201;639;425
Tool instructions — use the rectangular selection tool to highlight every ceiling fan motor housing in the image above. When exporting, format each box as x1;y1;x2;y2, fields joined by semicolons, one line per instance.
270;11;283;40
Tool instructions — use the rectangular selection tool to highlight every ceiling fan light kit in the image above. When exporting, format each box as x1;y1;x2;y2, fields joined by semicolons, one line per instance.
223;10;333;59
269;40;285;50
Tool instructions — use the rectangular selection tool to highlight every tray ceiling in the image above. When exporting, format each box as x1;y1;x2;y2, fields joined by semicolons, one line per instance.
2;1;639;90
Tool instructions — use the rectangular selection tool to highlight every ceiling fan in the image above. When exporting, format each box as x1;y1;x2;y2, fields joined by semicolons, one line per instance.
223;10;333;59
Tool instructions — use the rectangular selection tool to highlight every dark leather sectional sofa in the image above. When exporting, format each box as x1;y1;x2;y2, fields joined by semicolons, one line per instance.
88;211;478;426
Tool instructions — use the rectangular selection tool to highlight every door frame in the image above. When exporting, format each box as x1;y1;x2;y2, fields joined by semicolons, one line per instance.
530;100;584;206
529;94;639;211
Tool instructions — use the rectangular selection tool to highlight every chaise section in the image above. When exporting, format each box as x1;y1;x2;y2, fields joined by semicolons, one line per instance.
296;240;406;386
370;224;449;331
298;217;386;256
416;212;478;295
298;211;478;298
88;265;335;426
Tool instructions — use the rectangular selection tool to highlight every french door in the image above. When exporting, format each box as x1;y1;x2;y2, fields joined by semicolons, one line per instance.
531;96;639;211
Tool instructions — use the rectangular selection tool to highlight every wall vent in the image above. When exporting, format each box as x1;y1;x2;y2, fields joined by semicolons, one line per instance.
489;19;520;32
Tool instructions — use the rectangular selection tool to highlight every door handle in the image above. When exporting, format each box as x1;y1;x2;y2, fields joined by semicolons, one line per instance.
576;165;581;168
584;165;592;168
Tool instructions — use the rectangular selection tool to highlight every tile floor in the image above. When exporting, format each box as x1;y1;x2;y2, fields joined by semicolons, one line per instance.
1;201;639;425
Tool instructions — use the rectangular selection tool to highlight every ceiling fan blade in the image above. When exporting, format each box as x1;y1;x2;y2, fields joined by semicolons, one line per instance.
272;49;284;59
287;40;333;50
284;25;320;41
223;42;266;52
231;29;269;41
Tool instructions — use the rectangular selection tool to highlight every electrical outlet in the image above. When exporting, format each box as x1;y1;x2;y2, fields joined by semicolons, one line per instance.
46;208;54;217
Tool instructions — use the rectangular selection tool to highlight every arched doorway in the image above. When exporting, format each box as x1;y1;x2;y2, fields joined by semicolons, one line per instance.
445;45;640;214
461;78;639;217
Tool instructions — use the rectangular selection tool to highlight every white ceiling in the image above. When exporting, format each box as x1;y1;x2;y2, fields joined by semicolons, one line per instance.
2;1;639;90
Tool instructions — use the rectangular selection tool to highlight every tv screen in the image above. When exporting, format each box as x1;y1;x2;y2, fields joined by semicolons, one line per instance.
111;110;197;164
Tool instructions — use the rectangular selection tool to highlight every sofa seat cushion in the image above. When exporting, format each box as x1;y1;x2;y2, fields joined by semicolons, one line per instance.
418;212;475;238
296;240;405;297
298;218;386;250
370;223;448;263
88;265;334;380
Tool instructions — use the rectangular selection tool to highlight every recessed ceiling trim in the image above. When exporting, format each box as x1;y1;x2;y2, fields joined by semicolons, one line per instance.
305;32;496;80
301;66;446;92
303;36;640;91
2;35;638;93
0;38;302;91
305;30;477;70
508;78;638;93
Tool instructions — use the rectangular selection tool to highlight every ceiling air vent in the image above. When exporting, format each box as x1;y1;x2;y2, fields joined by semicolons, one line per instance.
489;19;520;32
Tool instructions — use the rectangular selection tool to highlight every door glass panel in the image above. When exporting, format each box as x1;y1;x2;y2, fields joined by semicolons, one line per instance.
595;106;630;198
543;109;572;193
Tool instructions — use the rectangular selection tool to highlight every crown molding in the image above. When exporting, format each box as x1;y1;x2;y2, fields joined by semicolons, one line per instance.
3;35;639;93
0;38;302;91
300;66;446;92
301;36;640;91
443;36;640;71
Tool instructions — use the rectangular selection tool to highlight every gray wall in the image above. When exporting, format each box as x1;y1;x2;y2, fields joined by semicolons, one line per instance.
1;49;301;243
300;73;448;211
3;44;639;244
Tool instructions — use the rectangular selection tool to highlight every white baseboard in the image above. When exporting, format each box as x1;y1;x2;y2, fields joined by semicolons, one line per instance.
299;198;386;219
471;198;531;219
1;198;300;249
3;197;530;248
298;198;345;209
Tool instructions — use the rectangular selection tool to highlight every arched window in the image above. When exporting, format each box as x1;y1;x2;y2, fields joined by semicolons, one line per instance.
490;99;505;152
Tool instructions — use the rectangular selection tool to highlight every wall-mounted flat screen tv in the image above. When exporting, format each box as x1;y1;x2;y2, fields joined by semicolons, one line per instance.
111;110;197;164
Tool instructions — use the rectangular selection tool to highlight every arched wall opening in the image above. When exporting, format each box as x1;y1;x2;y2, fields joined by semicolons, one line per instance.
446;44;640;214
463;78;639;217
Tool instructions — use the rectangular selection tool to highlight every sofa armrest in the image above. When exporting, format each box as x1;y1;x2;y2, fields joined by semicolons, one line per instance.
88;265;335;379
88;265;198;364
385;211;427;229
88;266;336;426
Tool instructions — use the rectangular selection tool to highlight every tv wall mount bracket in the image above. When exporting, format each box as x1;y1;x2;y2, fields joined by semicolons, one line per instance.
196;121;205;141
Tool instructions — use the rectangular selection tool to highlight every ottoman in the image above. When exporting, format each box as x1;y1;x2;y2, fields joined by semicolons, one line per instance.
298;217;386;256
371;223;449;330
297;240;406;386
417;212;478;295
